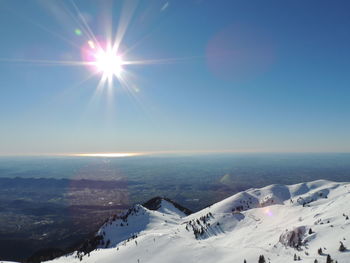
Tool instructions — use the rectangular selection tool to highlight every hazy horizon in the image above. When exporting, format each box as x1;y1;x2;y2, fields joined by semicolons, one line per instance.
0;150;350;157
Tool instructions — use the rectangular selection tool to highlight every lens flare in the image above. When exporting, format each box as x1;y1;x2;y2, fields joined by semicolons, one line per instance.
264;207;273;217
87;40;95;49
74;28;82;36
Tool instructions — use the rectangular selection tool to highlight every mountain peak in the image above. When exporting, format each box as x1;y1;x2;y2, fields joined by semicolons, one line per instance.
142;196;193;216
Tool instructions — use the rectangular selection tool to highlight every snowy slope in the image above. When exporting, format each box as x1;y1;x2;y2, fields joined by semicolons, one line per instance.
38;180;350;263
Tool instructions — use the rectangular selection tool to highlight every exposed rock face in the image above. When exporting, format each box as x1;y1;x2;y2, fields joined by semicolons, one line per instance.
279;226;306;248
142;197;193;215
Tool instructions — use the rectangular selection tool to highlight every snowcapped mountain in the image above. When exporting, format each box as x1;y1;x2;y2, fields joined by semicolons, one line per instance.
16;180;350;262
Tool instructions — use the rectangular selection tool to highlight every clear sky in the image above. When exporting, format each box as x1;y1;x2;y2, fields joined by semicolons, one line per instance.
0;0;349;155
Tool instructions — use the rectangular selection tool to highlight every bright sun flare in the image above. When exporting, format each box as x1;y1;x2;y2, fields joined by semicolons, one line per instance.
3;0;182;94
93;47;124;78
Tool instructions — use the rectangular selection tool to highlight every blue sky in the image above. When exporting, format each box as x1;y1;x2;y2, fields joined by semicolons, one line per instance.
0;0;349;155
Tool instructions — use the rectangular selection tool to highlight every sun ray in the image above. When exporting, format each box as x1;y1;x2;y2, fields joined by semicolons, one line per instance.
53;70;98;104
113;0;139;54
5;5;82;51
122;55;203;66
0;58;92;67
88;73;109;107
69;0;101;49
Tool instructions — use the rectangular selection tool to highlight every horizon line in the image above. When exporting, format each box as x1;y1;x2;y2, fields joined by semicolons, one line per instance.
0;150;349;157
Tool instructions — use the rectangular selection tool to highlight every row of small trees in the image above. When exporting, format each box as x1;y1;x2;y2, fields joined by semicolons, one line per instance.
242;241;347;263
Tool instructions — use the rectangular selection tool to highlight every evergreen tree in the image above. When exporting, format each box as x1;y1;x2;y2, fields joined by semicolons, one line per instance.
339;241;346;252
258;255;266;263
297;237;302;248
294;254;297;261
105;239;110;248
308;228;313;234
326;254;332;263
317;248;322;255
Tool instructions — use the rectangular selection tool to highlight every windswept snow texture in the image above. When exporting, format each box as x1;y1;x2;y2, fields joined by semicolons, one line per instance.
45;180;350;263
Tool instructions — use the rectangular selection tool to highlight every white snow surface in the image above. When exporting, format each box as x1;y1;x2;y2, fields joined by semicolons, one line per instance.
39;180;350;263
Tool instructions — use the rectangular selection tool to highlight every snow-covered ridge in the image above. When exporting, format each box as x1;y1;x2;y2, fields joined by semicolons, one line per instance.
40;180;350;263
197;179;340;215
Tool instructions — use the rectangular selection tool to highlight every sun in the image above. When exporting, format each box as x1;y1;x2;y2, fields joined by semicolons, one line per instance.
93;46;124;79
1;1;189;100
